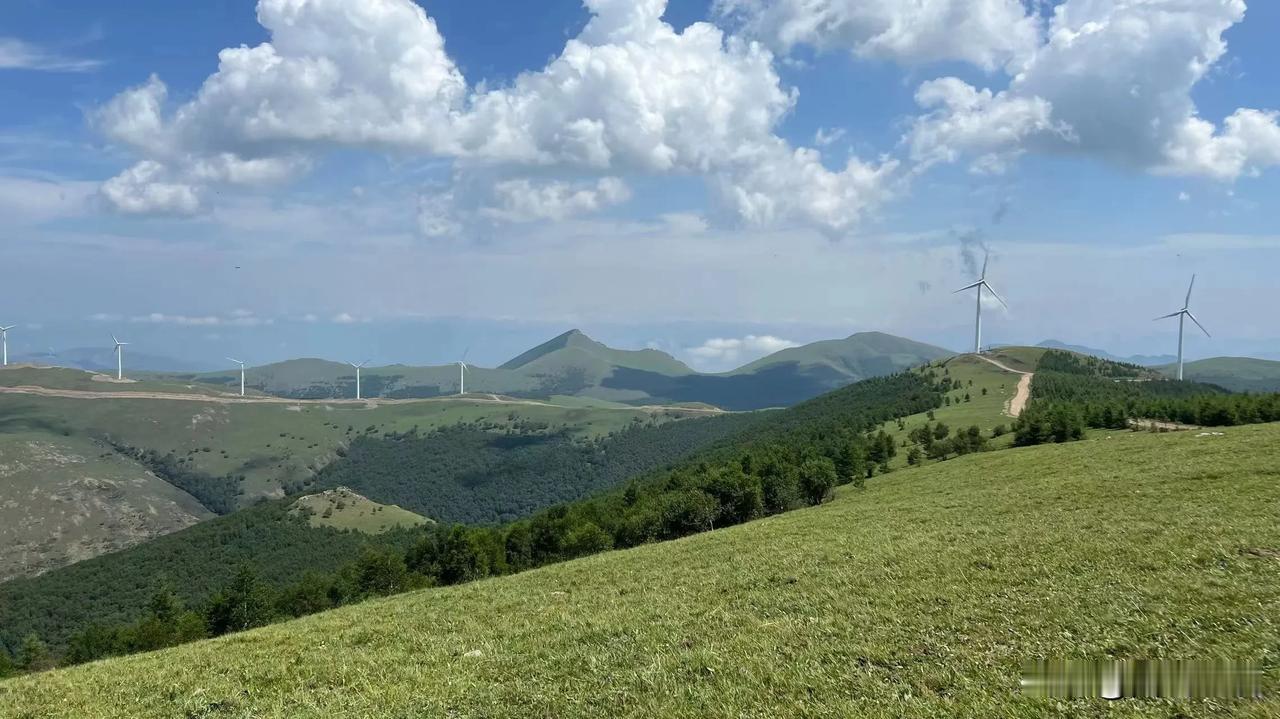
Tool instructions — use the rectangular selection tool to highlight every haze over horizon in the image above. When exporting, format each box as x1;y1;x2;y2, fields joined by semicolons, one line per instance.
3;0;1277;370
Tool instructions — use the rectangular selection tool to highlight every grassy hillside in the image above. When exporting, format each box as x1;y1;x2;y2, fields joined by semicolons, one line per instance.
289;488;429;533
731;331;953;377
0;409;760;655
0;371;932;662
0;392;672;508
0;501;417;655
6;423;1277;717
1158;357;1280;393
0;431;211;582
0;366;232;396
499;329;694;376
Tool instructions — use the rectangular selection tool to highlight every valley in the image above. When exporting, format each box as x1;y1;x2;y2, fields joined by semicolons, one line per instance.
5;421;1277;717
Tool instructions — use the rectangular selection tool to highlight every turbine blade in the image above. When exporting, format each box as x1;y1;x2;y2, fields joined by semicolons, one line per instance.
1185;274;1196;308
953;281;982;293
112;334;119;345
1153;310;1183;321
1186;310;1211;338
983;282;1009;309
981;252;989;280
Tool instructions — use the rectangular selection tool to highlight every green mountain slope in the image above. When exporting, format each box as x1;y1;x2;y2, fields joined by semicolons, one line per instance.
499;329;694;376
0;409;759;653
731;331;953;376
164;330;952;410
7;423;1277;717
596;332;953;410
1156;356;1280;393
0;431;212;582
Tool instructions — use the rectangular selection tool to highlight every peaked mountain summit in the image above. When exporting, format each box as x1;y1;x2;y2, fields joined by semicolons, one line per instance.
158;330;952;410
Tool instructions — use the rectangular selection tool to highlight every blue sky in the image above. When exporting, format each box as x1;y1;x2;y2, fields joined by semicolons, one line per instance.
1;0;1277;370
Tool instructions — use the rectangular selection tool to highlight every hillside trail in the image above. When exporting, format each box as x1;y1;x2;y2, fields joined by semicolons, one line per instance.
973;355;1033;418
0;385;722;415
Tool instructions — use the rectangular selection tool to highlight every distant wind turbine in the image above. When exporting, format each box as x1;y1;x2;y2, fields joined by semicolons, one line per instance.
1155;274;1209;381
350;360;369;400
0;325;14;366
112;335;129;380
952;252;1007;354
457;348;469;396
227;357;247;396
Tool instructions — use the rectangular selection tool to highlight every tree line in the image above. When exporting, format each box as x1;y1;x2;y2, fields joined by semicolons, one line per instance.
1013;351;1280;446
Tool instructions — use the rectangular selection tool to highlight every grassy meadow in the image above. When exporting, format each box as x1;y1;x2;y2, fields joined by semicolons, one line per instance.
289;488;430;533
4;421;1277;718
0;391;683;504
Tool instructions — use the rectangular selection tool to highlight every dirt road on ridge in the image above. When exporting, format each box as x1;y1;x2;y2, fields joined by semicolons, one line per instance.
0;385;723;415
973;355;1033;418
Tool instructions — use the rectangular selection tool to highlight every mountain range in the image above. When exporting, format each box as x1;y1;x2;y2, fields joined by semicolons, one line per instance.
1034;340;1177;367
160;330;955;411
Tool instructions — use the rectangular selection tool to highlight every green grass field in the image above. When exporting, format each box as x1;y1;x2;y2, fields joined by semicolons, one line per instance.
289;488;429;533
6;422;1277;717
0;367;235;396
876;353;1028;468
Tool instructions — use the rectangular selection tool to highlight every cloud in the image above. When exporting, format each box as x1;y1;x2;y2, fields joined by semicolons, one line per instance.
0;37;101;72
903;0;1280;182
128;311;273;327
686;334;799;368
813;127;846;147
93;0;895;233
331;312;359;324
713;0;1041;71
99;161;201;215
480;177;631;223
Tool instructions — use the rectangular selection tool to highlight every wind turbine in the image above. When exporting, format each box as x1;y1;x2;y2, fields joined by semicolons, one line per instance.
112;335;129;380
1155;274;1210;380
953;252;1007;354
457;348;469;396
349;360;369;400
226;357;246;396
0;325;14;366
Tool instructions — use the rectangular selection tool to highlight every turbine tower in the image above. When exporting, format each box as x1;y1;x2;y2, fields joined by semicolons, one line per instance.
0;325;14;366
227;357;247;396
1155;274;1210;381
349;360;369;400
457;348;469;396
952;252;1007;354
112;335;129;380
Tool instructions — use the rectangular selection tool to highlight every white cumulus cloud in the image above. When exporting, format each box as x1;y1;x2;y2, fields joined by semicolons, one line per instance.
93;0;895;234
903;0;1280;182
481;177;631;223
713;0;1041;71
686;334;799;369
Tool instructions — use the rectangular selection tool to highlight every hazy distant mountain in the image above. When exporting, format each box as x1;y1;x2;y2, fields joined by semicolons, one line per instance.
1035;340;1176;367
500;329;694;376
594;332;953;411
19;347;221;373
1154;357;1280;393
164;330;953;410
